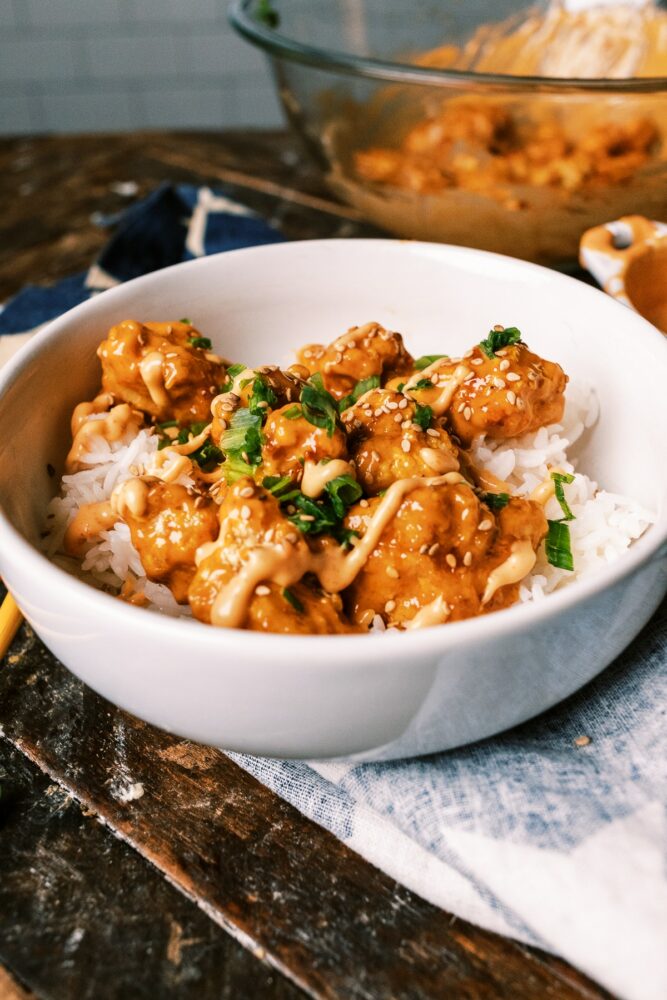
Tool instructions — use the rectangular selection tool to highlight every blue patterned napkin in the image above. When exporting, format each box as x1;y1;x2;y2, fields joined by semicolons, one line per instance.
2;186;665;1000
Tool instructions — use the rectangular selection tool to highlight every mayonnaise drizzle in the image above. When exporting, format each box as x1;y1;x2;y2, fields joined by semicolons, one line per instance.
206;472;466;628
63;501;117;557
66;403;142;472
403;360;471;416
481;540;536;605
169;423;212;456
70;392;115;436
529;467;568;506
405;595;451;630
419;447;459;474
139;351;170;411
145;448;193;484
111;478;150;519
301;459;356;499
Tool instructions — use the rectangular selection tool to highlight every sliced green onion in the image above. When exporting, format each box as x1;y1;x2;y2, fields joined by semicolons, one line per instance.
479;326;522;359
415;354;448;370
482;492;510;511
551;471;575;521
413;403;433;431
188;336;212;350
325;474;362;518
283;587;304;613
300;373;338;437
546;519;574;571
338;374;381;413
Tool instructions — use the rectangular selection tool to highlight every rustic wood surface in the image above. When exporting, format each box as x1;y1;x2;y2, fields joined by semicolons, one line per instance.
0;131;611;1000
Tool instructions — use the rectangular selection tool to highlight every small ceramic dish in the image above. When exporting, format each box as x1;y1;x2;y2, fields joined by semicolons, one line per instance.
0;240;666;760
580;215;667;333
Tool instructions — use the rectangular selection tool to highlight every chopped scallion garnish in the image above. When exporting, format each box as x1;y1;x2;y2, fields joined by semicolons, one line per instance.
338;374;381;413
187;336;212;350
414;354;448;371
546;519;574;571
479;326;522;358
413;403;433;432
551;471;575;521
482;492;510;511
283;587;304;613
300;373;339;437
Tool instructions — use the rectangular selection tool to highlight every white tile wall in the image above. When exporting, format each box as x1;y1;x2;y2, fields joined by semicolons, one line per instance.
0;0;283;135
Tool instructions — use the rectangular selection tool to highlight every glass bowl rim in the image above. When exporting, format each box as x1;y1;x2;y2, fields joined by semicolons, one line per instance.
229;0;667;93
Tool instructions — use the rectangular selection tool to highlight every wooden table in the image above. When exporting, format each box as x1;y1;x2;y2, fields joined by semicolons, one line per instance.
0;131;611;1000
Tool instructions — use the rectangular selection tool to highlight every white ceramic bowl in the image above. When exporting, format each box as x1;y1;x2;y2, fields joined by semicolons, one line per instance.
1;240;666;760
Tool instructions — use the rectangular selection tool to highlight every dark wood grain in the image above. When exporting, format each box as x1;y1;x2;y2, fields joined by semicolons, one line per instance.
0;130;612;1000
0;739;304;1000
0;623;609;1000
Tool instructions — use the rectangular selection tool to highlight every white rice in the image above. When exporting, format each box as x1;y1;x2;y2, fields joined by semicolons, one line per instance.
43;381;656;620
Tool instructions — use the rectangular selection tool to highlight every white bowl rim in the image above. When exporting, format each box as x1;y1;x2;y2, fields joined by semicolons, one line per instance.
1;237;666;667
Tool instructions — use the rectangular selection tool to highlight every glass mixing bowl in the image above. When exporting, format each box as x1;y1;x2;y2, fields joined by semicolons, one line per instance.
230;0;667;265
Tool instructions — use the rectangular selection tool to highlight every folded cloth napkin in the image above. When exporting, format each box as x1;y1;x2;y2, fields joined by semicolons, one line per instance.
2;185;665;1000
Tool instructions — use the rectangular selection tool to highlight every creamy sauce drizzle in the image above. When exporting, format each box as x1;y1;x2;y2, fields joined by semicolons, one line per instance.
145;449;193;484
419;447;459;474
111;478;150;519
66;403;142;472
481;540;536;605
529;467;567;506
170;423;212;456
139;351;170;411
403;360;471;416
206;472;465;628
405;595;451;630
70;392;115;436
63;501;117;557
301;459;356;498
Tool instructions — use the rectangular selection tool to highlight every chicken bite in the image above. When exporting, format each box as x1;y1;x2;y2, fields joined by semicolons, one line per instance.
261;404;348;483
344;480;547;628
342;387;460;495
98;319;225;424
114;478;219;604
406;338;567;445
188;478;356;633
297;321;414;401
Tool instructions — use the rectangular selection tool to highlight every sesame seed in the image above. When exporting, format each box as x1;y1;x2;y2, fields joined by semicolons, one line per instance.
516;398;525;410
394;413;403;423
461;509;469;521
286;532;299;544
492;377;506;389
499;359;510;371
221;402;234;412
398;398;408;409
371;450;381;462
255;585;270;596
387;400;398;410
359;499;369;508
463;406;472;421
401;420;412;430
471;357;483;366
428;543;440;556
426;428;439;437
506;372;521;382
457;402;465;413
299;514;316;522
384;600;396;613
493;324;504;332
419;544;429;554
240;505;251;520
303;349;312;359
446;554;457;568
479;519;492;531
129;465;139;476
401;439;411;453
386;565;399;579
374;408;383;417
463;551;473;566
574;735;591;747
239;486;254;498
507;390;517;405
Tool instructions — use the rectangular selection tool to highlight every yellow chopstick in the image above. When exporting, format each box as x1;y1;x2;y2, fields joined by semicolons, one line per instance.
0;592;22;659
